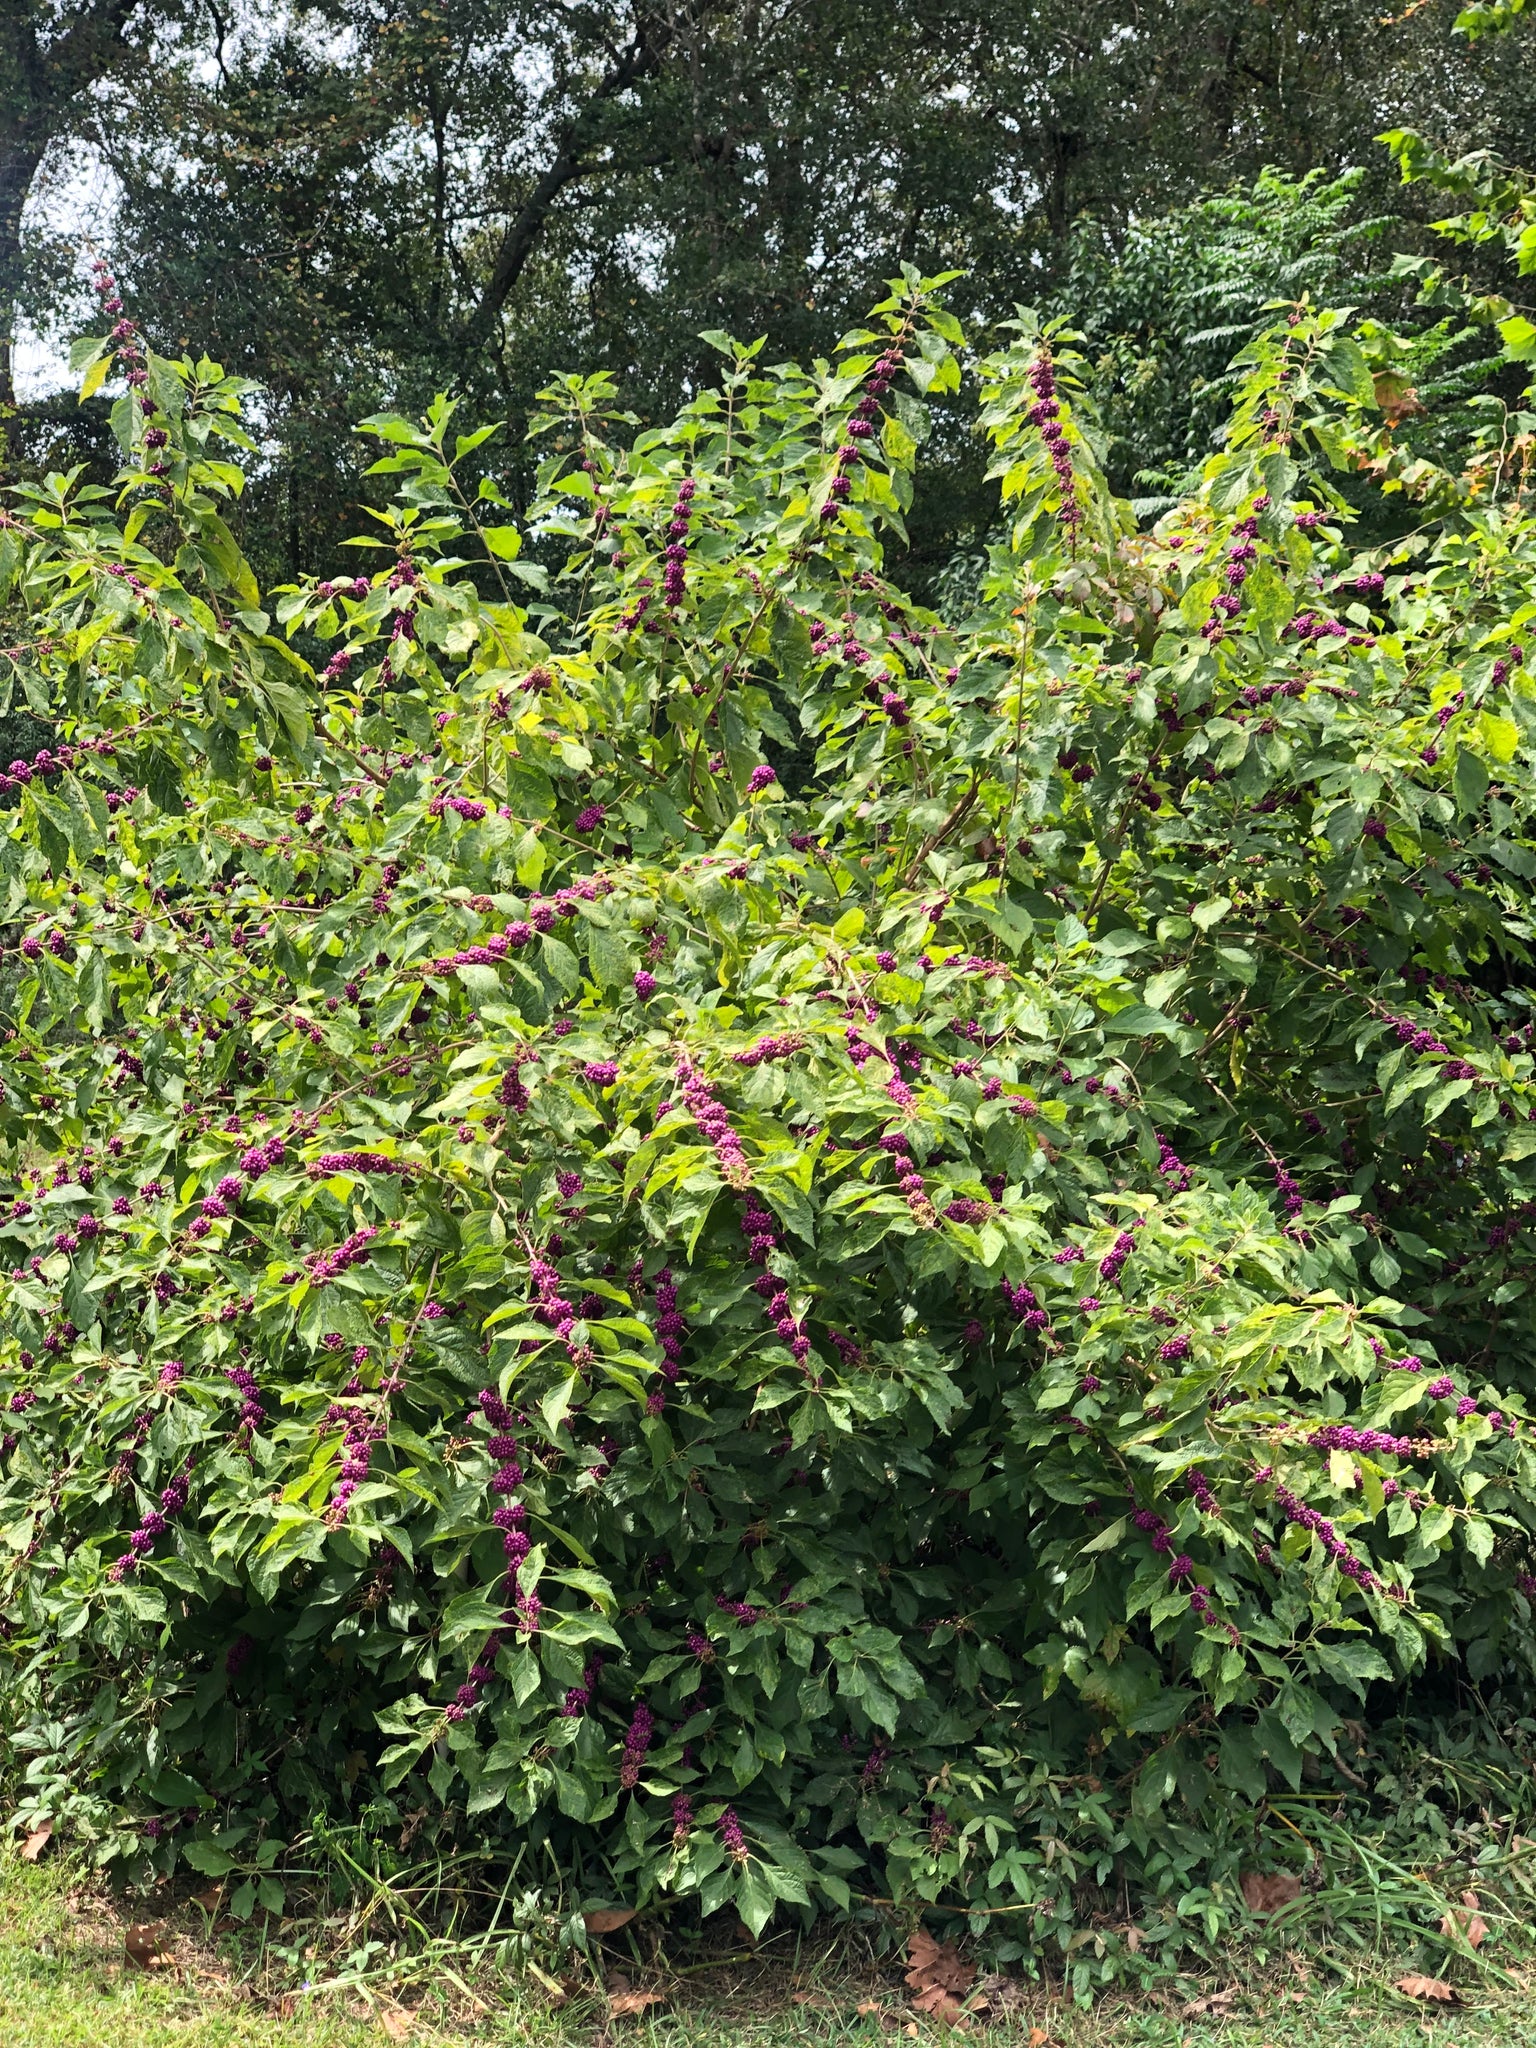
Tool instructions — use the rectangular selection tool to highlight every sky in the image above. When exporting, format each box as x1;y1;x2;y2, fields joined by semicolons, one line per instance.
18;139;122;399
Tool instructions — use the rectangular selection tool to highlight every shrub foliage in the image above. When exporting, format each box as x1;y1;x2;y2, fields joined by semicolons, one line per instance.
4;264;1536;1970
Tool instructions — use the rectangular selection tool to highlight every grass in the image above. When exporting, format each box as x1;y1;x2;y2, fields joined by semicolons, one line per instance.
2;1849;1536;2047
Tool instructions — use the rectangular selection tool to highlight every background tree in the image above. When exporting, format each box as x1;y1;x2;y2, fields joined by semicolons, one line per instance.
8;0;1536;577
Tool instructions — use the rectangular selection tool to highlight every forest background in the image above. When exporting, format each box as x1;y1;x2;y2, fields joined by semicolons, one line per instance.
4;0;1535;588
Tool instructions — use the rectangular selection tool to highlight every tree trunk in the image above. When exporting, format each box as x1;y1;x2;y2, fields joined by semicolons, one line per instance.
0;0;147;419
0;138;45;412
457;15;672;353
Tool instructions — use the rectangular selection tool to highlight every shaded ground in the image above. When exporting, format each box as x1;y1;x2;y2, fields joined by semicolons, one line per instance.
2;1849;1534;2046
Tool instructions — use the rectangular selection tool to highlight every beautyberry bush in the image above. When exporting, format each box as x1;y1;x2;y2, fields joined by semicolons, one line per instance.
4;260;1536;1980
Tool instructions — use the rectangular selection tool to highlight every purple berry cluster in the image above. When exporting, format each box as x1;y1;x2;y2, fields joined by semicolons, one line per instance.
1155;1133;1192;1193
1270;1482;1378;1592
822;348;901;520
720;1589;770;1622
309;1151;412;1178
1387;1015;1448;1057
618;1702;654;1789
224;1361;265;1433
1027;345;1082;546
1098;1227;1137;1286
560;1653;604;1719
1002;1279;1049;1333
327;1397;386;1523
880;1129;935;1225
651;1265;688;1412
662;477;696;604
678;1056;750;1186
239;1136;287;1177
426;938;512;974
742;1202;813;1366
305;1225;378;1287
1307;1423;1419;1458
446;1626;506;1723
731;1033;804;1067
1201;511;1261;643
108;1455;195;1581
1186;1468;1218;1513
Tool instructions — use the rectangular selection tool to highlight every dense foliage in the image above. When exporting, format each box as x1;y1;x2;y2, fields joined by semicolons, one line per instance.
6;249;1536;1983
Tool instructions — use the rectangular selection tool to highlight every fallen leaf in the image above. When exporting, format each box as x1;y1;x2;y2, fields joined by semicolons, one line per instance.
1123;1926;1145;1953
378;2007;412;2041
124;1923;175;1970
585;1907;638;1935
792;1991;836;2011
911;1983;962;2014
19;1818;53;1862
905;1927;975;1998
1394;1974;1457;2003
1182;1988;1238;2019
608;1989;666;2018
1240;1870;1302;1915
192;1884;224;1915
1440;1889;1488;1950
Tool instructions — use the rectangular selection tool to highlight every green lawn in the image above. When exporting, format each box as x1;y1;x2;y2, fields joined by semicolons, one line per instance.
2;1850;1534;2046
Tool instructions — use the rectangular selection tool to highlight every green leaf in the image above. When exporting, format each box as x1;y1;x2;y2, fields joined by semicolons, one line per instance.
181;1841;237;1876
1453;747;1490;816
586;923;634;989
1191;897;1231;932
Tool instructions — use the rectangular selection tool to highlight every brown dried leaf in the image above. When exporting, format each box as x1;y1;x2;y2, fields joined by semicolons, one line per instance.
608;1989;666;2018
1394;1974;1457;2003
904;1927;975;1998
1373;370;1426;428
791;1991;836;2012
1240;1870;1302;1915
910;1982;969;2026
1440;1889;1488;1950
124;1923;175;1970
585;1907;638;1935
1181;1988;1238;2019
192;1884;224;1915
19;1818;53;1862
377;2007;412;2041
